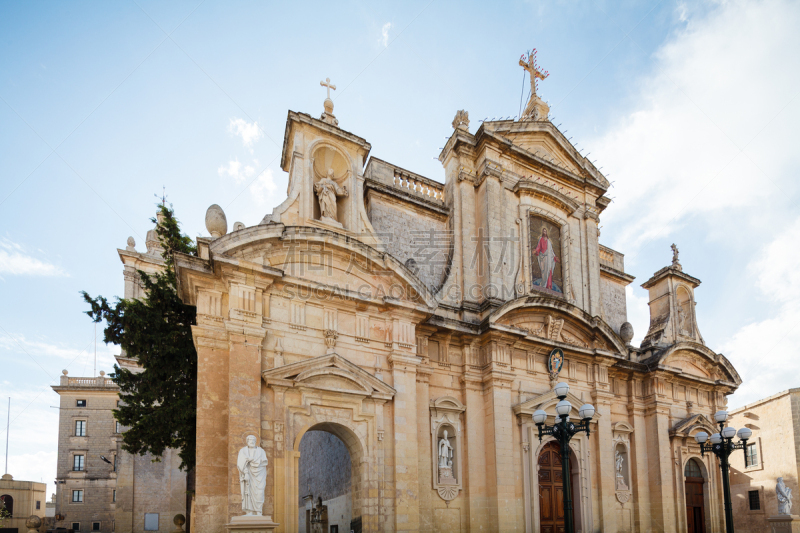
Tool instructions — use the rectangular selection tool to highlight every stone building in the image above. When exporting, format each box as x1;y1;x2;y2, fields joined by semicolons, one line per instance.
167;59;743;533
0;473;46;532
51;222;187;533
727;388;800;532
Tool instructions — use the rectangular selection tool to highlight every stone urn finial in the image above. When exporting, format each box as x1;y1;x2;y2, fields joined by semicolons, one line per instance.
25;515;42;533
620;322;634;345
172;514;186;533
205;204;228;239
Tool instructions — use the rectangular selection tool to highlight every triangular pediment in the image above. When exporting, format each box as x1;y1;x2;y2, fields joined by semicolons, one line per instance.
262;353;395;400
513;389;600;424
670;413;717;438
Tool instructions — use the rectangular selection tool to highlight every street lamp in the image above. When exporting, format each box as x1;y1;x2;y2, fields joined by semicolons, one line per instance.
694;410;752;533
533;382;595;533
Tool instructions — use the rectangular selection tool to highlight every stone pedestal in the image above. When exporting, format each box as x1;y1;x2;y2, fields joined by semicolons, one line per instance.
768;515;800;533
225;515;279;533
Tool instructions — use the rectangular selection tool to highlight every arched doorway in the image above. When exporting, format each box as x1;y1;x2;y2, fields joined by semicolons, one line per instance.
296;422;362;533
0;494;13;517
684;458;706;533
538;441;576;533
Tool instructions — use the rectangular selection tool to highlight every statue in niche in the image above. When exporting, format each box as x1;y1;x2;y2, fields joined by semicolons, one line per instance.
237;435;268;515
777;477;793;515
678;304;690;336
615;450;629;491
438;430;456;484
314;169;348;224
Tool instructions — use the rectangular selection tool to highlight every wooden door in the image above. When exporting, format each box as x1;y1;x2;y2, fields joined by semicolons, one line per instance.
538;441;574;533
685;478;706;533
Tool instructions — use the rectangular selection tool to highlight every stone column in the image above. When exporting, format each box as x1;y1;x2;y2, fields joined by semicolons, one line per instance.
628;400;653;533
225;322;267;520
483;370;517;532
644;399;677;533
388;353;421;533
592;391;618;532
192;325;231;533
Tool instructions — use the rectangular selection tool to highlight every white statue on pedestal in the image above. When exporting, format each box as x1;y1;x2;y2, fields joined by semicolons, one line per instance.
615;450;629;491
438;430;455;483
237;435;268;516
777;477;793;515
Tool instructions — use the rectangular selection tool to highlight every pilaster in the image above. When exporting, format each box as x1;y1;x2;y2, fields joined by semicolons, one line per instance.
482;370;517;532
644;397;677;533
388;353;421;533
591;390;617;532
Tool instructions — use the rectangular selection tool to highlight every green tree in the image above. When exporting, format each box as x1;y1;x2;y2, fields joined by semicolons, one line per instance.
82;204;197;471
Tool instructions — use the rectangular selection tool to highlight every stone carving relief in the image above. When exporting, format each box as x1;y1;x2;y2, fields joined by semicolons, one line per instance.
517;314;593;350
430;396;466;502
452;110;469;131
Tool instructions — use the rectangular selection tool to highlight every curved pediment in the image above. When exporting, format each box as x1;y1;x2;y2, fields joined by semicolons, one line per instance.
489;296;626;354
262;353;395;400
645;342;741;386
670;414;717;439
208;224;438;311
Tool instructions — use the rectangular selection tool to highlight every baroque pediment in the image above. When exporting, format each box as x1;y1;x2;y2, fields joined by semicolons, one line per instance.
513;389;600;424
670;413;717;438
262;353;395;400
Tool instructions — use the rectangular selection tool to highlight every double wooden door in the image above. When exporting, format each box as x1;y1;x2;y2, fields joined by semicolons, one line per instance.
538;441;574;533
685;477;706;533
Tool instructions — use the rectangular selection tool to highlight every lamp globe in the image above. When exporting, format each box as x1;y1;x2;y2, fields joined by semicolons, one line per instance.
737;427;752;440
695;431;708;444
533;409;548;425
556;400;572;416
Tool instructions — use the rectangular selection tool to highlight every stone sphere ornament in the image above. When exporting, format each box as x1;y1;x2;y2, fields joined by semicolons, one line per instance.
26;515;42;533
205;204;228;238
620;322;634;344
172;514;186;532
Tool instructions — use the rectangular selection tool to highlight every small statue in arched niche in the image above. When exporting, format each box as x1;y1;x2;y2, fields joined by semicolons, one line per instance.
615;448;629;491
438;429;456;484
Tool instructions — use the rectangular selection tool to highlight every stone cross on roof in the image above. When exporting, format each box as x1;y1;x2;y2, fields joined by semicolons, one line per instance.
319;77;338;126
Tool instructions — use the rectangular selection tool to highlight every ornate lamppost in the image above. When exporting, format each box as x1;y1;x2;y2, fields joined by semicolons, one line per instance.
694;410;753;533
533;382;595;533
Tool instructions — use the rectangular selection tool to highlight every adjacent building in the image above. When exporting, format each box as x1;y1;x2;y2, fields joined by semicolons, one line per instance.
728;388;800;532
0;473;46;532
51;222;187;533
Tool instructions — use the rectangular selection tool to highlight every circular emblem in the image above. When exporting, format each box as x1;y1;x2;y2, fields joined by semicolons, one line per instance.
548;348;564;374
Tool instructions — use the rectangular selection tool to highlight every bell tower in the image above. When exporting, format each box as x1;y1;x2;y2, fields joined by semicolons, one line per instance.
640;244;705;348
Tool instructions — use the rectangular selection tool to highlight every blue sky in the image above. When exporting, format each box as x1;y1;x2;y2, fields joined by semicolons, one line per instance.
2;0;799;495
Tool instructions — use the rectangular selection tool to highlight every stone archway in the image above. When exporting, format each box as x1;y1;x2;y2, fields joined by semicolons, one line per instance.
297;422;362;533
263;354;395;533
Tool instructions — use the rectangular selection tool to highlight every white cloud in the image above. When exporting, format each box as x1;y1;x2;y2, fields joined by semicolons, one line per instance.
625;285;650;346
379;22;392;47
249;169;277;206
590;0;800;252
0;238;66;277
724;217;800;408
217;158;256;184
228;118;262;151
0;333;117;372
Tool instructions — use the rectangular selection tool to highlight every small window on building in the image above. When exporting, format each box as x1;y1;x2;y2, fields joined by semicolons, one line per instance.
36;500;41;510
92;522;101;531
75;420;86;437
76;400;86;407
72;489;83;503
144;513;159;531
684;458;703;478
73;454;85;471
746;443;758;467
749;489;761;510
113;454;117;472
72;522;81;531
112;489;116;502
115;421;122;433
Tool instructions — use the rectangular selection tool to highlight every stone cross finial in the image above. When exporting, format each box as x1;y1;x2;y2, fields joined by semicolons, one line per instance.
320;77;338;126
671;243;682;270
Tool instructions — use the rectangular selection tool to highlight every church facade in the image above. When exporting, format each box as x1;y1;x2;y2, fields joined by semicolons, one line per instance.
173;65;742;533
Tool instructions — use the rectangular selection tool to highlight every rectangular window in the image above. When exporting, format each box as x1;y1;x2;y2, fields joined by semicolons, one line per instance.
748;489;761;510
75;420;86;437
745;443;758;467
115;422;122;433
92;522;100;531
113;455;117;472
72;490;83;503
144;513;159;531
71;522;80;531
76;400;86;407
112;489;116;502
36;501;41;510
73;455;85;471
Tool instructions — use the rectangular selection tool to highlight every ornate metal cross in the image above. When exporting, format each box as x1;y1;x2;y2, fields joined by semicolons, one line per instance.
519;49;549;97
